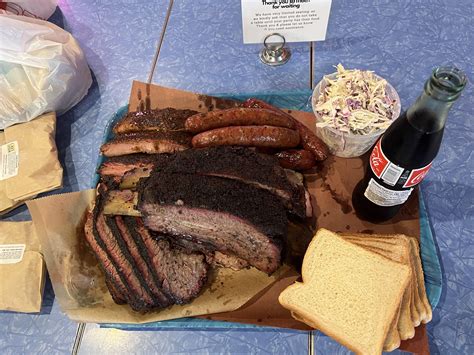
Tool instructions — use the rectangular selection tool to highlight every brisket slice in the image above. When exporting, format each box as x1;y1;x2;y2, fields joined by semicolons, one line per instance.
113;108;198;134
98;154;170;177
161;146;307;219
104;275;126;305
114;216;171;307
84;208;152;312
99;215;156;308
124;217;209;304
100;132;191;157
169;236;250;271
138;172;287;274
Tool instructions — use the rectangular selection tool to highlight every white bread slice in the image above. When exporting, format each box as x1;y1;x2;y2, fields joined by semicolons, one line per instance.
408;238;432;323
279;229;410;355
342;236;415;344
384;302;402;352
342;235;417;341
342;234;429;327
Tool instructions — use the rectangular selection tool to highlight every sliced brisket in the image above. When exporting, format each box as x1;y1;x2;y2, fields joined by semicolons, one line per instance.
98;154;169;177
84;208;152;312
138;172;287;274
100;132;191;157
125;217;208;304
113;108;198;134
114;216;171;307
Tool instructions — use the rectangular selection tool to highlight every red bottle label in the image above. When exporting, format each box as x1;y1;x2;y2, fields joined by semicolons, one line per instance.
369;139;432;188
403;164;432;188
369;140;390;178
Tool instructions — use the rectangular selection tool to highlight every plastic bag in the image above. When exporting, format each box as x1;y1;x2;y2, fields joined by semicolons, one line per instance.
0;14;92;129
0;0;58;20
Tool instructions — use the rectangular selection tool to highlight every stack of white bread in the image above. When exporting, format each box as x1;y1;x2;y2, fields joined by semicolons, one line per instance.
279;228;432;355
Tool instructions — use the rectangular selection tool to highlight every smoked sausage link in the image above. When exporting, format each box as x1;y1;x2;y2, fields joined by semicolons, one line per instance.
191;126;300;149
275;149;316;171
185;108;296;133
242;98;328;161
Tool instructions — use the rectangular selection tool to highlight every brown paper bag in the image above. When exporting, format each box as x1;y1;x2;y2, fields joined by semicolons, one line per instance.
0;112;63;214
0;221;46;313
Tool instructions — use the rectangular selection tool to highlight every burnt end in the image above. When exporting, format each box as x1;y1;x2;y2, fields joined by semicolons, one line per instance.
161;146;307;218
113;108;198;134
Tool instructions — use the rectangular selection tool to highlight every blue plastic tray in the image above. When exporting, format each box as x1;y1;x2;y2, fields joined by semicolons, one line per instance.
94;92;442;331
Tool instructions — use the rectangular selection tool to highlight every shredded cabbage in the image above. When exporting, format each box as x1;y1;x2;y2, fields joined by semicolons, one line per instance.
314;64;397;135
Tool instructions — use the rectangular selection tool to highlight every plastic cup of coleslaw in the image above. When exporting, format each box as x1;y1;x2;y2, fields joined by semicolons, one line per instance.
311;71;401;158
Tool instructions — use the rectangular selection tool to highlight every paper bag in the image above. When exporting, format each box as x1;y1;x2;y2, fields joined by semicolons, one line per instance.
0;112;63;214
0;221;46;313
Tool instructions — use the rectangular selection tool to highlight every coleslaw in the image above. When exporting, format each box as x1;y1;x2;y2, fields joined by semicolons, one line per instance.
314;64;397;135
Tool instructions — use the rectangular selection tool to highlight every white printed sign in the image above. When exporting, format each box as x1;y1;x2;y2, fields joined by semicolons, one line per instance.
241;0;332;44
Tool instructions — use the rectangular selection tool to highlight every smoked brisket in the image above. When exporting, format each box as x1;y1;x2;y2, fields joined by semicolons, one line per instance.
100;132;191;157
138;172;287;274
113;108;198;134
160;146;308;219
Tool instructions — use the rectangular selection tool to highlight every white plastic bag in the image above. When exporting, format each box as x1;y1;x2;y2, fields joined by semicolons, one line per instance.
0;14;92;129
0;0;58;20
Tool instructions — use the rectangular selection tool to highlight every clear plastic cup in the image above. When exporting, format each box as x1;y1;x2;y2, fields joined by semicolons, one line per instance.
311;72;401;158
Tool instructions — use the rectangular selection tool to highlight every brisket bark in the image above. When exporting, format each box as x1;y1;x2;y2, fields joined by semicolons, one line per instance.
160;146;307;219
138;172;287;274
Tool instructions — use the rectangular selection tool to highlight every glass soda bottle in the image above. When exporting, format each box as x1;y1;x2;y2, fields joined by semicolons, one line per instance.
352;66;467;222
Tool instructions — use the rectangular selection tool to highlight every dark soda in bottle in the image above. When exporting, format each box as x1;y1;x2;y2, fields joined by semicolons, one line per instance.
352;67;467;222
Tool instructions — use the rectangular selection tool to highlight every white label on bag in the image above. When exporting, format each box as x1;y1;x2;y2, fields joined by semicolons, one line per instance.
364;178;413;207
0;244;25;264
0;141;19;180
241;0;332;44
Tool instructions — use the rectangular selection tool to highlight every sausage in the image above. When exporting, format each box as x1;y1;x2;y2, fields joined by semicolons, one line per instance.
185;108;296;133
191;126;300;149
242;98;329;161
275;149;316;171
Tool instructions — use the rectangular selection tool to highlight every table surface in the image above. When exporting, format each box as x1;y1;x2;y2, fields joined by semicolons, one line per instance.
1;1;472;354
